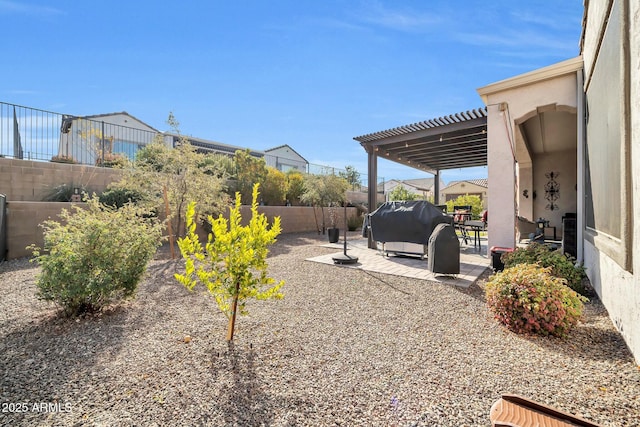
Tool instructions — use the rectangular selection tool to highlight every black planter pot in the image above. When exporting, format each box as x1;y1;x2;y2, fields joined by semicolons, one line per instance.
327;227;340;243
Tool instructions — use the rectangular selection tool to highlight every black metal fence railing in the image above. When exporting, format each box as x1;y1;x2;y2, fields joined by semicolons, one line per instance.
0;101;379;189
0;102;158;165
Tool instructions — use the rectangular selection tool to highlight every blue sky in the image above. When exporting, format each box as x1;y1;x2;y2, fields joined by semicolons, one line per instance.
1;1;583;185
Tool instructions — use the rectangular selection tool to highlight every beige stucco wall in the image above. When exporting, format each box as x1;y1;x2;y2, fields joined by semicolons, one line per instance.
531;148;577;235
0;158;122;202
479;65;579;253
581;0;640;364
440;182;487;208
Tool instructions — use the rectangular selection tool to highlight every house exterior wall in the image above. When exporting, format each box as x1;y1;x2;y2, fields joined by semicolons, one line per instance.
440;182;487;208
264;146;307;172
582;0;640;363
59;113;158;165
479;64;579;254
531;148;577;235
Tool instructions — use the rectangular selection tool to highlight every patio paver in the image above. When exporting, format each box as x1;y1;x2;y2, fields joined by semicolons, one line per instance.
306;237;490;288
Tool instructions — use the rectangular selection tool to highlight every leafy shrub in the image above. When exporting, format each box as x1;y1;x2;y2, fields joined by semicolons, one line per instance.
29;196;163;316
502;243;587;295
50;154;76;164
96;152;130;168
485;263;587;337
347;214;362;231
99;187;146;209
42;183;89;202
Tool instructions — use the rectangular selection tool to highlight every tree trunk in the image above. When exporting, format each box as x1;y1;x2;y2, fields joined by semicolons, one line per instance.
226;281;240;342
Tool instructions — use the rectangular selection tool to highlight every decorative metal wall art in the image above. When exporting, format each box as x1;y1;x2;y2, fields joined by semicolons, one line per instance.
544;171;559;211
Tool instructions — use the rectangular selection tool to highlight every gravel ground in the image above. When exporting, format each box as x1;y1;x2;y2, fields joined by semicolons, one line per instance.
1;231;639;426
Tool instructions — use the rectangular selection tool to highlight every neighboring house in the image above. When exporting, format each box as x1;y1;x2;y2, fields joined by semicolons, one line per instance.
264;144;308;173
58;112;158;164
163;132;263;159
440;179;488;208
381;177;444;201
478;1;640;362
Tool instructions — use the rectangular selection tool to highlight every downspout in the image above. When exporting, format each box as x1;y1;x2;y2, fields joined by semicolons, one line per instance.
576;67;585;263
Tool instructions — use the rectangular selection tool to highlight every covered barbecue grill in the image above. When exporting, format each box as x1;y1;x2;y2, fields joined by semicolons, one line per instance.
365;200;453;258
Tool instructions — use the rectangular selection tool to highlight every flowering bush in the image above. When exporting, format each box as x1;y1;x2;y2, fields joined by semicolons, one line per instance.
485;263;587;337
502;243;587;295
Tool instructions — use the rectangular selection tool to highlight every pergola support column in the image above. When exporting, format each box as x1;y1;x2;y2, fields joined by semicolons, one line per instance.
367;146;377;249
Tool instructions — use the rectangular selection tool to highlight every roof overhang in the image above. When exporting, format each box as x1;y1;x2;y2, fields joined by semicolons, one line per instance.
354;108;488;174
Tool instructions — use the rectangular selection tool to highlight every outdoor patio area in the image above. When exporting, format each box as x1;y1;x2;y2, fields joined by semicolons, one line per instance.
306;233;490;288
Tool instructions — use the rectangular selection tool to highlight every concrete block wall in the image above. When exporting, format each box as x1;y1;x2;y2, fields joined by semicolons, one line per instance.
5;201;359;260
0;157;122;202
6;201;78;259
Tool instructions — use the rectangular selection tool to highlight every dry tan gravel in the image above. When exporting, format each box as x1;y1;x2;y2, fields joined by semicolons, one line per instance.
1;231;640;426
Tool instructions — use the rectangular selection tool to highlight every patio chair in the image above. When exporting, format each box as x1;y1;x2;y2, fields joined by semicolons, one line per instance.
453;205;472;244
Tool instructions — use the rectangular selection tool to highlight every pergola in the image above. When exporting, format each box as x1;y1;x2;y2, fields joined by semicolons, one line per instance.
353;108;488;211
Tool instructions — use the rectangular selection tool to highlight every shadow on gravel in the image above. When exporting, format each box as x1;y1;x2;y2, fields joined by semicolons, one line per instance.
210;343;313;426
0;305;128;426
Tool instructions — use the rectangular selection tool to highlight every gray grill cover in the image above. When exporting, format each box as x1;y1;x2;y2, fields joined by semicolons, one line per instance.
428;223;460;274
368;200;452;244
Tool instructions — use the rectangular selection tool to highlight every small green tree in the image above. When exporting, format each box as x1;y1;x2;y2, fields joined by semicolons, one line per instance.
261;166;288;205
388;185;417;201
300;173;348;232
339;165;361;190
233;149;268;204
445;194;483;219
110;114;229;238
285;170;305;205
175;184;284;342
29;196;163;316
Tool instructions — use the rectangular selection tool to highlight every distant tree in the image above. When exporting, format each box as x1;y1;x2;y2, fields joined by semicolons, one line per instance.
234;149;268;204
388;185;418;201
446;194;483;219
339;165;361;190
261;166;288;205
285;170;305;205
300;174;349;232
110;114;229;238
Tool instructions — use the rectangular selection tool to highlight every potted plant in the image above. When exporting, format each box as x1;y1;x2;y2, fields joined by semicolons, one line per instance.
300;173;349;238
327;204;340;243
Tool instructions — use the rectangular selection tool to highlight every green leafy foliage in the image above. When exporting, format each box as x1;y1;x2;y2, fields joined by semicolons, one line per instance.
29;196;163;316
388;185;418;201
339;165;361;190
233;149;268;204
175;183;284;341
285;170;305;205
99;187;146;209
42;183;89;202
347;214;362;231
261;166;288;205
502;243;587;295
445;194;483;219
111;128;229;238
485;263;587;337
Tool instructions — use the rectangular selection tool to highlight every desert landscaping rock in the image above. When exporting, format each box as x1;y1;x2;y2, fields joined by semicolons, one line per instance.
1;232;639;426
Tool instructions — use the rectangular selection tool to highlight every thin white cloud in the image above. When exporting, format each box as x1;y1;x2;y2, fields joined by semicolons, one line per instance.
356;1;442;32
0;1;65;16
510;10;581;32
